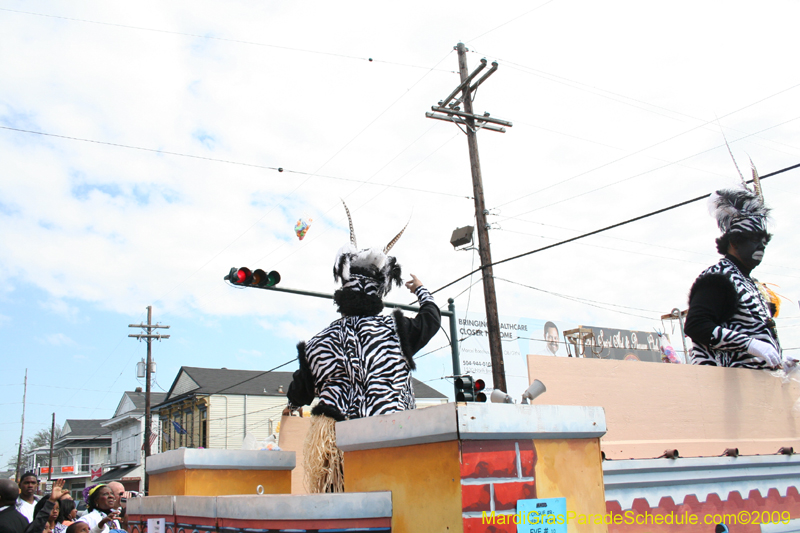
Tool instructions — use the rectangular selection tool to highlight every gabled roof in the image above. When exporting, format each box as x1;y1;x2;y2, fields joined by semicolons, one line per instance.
114;391;168;416
158;366;446;407
60;419;112;438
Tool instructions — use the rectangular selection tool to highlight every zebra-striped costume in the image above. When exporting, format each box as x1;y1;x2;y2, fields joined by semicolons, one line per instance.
287;286;440;420
685;256;780;368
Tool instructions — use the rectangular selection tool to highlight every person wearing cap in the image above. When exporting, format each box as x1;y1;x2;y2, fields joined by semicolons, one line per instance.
685;185;795;369
285;203;441;492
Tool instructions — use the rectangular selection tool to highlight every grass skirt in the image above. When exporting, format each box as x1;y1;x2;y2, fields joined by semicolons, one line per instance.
303;414;344;493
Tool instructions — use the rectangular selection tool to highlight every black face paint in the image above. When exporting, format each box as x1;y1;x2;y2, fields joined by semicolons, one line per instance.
730;232;769;271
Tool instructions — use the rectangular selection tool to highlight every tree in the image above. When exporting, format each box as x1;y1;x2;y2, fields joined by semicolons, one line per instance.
5;424;62;473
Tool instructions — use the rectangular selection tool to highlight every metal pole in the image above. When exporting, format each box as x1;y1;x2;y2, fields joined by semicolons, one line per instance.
448;298;461;398
48;413;55;482
256;284;462;396
144;306;152;496
673;308;691;364
15;369;27;482
456;42;507;393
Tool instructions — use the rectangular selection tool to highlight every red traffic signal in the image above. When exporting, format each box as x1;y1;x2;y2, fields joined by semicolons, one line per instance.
225;267;281;288
474;379;487;403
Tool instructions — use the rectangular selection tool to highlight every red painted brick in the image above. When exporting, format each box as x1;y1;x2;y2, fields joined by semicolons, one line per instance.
462;483;492;513
518;440;536;477
463;515;517;533
461;440;518;479
493;481;536;511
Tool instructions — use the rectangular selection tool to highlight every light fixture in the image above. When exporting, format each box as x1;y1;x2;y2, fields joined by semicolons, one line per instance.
450;226;474;250
521;380;546;404
490;389;513;403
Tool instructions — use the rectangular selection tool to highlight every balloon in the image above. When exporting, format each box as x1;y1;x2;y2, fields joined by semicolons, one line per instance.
295;218;312;240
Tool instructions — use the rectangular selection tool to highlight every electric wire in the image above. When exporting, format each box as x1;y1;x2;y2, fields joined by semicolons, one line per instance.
494;277;660;321
501;115;800;221
489;83;800;213
147;49;456;309
0;126;466;200
0;7;457;73
467;0;559;42
428;162;800;297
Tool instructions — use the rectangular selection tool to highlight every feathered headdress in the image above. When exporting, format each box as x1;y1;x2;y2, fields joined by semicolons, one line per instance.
333;201;406;302
708;155;770;234
708;188;770;234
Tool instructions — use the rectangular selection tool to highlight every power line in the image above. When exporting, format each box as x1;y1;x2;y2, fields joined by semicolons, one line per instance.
490;83;800;213
467;0;559;42
0;7;457;73
148;50;456;309
502;115;800;221
0;126;468;200
494;277;659;321
429;162;800;297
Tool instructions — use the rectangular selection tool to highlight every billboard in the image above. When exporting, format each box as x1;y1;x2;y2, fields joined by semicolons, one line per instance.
456;313;662;401
457;312;559;401
566;326;662;362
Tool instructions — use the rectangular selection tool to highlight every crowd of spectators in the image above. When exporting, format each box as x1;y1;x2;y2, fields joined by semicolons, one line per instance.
0;474;129;533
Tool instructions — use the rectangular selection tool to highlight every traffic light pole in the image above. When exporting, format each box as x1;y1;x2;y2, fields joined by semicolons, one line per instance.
128;306;169;496
426;43;512;392
258;284;462;398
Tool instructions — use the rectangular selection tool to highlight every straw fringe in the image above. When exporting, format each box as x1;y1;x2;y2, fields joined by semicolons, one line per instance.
303;415;345;493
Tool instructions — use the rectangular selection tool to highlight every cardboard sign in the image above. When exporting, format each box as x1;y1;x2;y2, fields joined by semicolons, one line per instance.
516;497;567;533
147;518;165;533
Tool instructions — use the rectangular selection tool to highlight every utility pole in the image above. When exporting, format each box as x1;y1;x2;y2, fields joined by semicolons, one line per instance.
48;413;55;482
129;306;169;495
15;369;28;482
426;43;512;392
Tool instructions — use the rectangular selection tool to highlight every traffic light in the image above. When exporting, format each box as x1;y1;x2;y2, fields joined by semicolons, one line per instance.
455;375;488;402
225;267;281;288
474;379;487;403
455;375;475;402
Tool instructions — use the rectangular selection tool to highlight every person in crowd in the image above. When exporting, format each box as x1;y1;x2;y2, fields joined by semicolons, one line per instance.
76;486;119;533
685;184;796;370
15;473;40;523
0;479;27;533
24;479;67;533
53;499;76;533
103;484;126;533
65;524;89;533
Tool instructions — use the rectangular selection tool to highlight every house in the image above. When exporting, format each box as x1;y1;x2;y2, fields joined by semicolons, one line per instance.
25;445;53;479
155;366;448;452
49;420;112;500
96;389;167;492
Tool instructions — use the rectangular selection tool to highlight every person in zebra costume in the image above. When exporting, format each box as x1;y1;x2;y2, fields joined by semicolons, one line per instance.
285;202;441;492
685;183;796;370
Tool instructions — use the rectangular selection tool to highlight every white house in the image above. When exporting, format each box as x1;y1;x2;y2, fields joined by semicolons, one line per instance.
97;389;167;492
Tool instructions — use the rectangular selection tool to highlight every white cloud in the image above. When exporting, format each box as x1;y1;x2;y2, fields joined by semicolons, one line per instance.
44;333;77;346
0;1;798;361
39;298;80;322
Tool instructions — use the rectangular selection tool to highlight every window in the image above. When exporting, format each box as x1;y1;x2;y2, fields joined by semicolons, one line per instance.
184;409;194;447
80;449;90;472
161;418;170;452
199;408;207;448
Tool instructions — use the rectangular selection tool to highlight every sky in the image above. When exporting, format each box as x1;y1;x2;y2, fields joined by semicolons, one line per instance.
2;0;800;463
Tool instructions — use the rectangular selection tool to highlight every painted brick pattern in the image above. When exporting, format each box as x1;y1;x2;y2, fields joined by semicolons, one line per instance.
461;439;537;533
606;487;800;533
